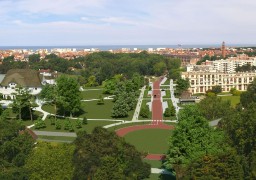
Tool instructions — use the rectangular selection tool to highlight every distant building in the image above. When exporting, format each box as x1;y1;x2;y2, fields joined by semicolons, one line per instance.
187;54;256;73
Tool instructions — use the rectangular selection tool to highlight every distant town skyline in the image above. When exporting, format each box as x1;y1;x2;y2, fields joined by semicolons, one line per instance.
1;0;256;46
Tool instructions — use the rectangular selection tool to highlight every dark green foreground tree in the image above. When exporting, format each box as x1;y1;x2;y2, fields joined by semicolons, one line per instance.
164;105;243;179
72;127;150;180
0;113;35;179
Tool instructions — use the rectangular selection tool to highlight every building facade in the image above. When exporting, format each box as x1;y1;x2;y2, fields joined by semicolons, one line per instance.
182;71;256;94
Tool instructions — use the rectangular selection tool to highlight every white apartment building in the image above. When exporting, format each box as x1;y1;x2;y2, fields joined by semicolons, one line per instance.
182;71;256;94
187;55;256;73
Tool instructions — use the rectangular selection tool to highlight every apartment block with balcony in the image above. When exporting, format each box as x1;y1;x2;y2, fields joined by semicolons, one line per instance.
182;71;256;94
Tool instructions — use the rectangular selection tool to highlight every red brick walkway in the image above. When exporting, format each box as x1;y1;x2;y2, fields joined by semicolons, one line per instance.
152;77;163;125
115;77;173;160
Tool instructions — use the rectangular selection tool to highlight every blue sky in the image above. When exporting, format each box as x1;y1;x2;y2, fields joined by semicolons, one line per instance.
1;0;256;46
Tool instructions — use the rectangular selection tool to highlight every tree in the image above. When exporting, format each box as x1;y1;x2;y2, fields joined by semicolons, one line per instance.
176;78;190;93
12;88;35;121
56;75;82;117
186;150;244;179
85;75;98;87
153;61;167;76
164;108;171;117
197;96;231;120
28;54;40;63
25;142;74;180
221;103;256;179
0;117;34;178
72;127;151;180
140;105;150;118
240;78;256;107
97;95;104;105
211;85;222;94
164;105;228;179
111;98;129;118
40;84;59;120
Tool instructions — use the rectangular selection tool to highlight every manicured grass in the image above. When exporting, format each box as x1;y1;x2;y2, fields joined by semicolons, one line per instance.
107;121;176;131
143;159;162;168
81;100;135;120
37;135;76;141
160;86;169;90
124;129;173;154
21;120;35;127
31;119;116;133
80;89;108;99
42;99;135;120
163;79;170;85
162;90;170;98
42;104;55;114
220;95;240;107
144;89;151;98
146;174;160;180
139;100;152;120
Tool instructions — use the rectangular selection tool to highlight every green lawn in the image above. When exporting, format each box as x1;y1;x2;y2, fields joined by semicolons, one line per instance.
162;90;170;98
124;129;173;154
163;79;170;85
81;100;135;120
107;121;176;132
144;89;151;98
80;89;108;99
42;99;135;120
160;86;169;90
220;95;240;107
31;119;116;133
143;159;162;168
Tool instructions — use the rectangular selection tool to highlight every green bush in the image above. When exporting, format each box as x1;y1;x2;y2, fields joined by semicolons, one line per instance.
76;119;82;129
82;116;88;125
97;95;104;105
34;119;46;129
164;108;171;117
55;120;62;130
140;105;150;118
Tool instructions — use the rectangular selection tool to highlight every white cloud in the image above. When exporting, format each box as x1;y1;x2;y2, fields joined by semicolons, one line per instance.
1;0;256;45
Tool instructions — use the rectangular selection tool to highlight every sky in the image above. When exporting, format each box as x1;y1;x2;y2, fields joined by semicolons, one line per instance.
1;0;256;46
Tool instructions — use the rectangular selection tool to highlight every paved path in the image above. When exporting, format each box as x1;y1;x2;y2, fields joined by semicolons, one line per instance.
33;130;77;137
37;138;73;143
115;124;174;137
146;154;166;160
209;118;221;126
170;79;180;119
132;86;146;121
151;168;173;175
152;77;164;125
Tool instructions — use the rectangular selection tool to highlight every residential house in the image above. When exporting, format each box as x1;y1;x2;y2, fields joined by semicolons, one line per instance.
0;69;42;99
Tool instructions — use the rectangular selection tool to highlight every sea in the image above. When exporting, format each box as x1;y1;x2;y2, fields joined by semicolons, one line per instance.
0;44;256;51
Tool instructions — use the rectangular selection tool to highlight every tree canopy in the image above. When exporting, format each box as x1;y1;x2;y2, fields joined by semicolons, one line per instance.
72;127;151;180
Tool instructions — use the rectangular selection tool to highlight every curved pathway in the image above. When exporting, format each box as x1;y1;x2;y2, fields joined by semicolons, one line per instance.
115;124;174;137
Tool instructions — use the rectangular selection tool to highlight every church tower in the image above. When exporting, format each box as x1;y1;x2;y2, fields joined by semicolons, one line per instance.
221;41;226;59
